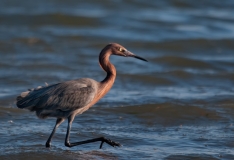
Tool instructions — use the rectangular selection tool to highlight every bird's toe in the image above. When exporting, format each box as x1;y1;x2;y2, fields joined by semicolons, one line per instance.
100;137;121;148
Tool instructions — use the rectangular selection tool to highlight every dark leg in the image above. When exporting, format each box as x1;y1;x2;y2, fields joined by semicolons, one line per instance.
46;118;65;148
64;115;121;149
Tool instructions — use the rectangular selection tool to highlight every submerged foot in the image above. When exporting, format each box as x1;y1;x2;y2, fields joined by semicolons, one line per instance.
45;142;51;148
99;137;121;149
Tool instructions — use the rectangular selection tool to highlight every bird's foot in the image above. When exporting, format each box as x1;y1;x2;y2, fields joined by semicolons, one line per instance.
99;137;121;149
45;142;51;148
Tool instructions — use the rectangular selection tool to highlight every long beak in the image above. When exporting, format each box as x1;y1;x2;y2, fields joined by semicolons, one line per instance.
125;51;148;62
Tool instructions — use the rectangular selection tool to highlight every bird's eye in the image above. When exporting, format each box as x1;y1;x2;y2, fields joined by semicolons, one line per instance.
119;48;125;52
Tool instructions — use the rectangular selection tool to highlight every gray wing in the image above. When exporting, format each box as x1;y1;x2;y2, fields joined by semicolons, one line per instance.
16;80;96;113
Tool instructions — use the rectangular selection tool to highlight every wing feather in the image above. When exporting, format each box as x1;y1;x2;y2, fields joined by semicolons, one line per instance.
17;80;96;113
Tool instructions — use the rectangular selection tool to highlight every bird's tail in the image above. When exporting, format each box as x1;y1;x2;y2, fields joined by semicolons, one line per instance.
16;90;33;109
16;82;49;109
16;91;30;104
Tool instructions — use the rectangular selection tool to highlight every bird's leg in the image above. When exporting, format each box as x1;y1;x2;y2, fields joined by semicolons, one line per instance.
64;115;121;149
46;118;65;148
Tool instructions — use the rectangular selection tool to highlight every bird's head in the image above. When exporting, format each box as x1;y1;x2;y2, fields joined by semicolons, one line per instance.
107;43;148;62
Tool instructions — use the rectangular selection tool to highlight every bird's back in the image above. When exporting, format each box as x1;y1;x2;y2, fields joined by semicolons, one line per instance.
16;78;98;118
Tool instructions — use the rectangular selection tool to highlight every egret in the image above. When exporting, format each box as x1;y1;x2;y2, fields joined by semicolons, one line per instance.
16;43;147;149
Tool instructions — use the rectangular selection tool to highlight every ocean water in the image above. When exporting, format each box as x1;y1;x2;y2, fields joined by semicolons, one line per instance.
0;0;234;159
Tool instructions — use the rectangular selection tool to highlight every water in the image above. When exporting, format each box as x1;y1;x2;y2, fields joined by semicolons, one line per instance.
0;0;234;159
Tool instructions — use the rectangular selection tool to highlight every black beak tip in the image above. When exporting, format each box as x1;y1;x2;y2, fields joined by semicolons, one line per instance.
134;56;148;62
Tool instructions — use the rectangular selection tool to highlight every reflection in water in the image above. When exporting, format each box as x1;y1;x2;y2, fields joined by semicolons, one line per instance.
0;0;234;159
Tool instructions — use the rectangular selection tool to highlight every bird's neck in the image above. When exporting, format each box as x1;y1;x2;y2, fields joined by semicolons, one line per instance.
99;50;116;83
98;50;116;97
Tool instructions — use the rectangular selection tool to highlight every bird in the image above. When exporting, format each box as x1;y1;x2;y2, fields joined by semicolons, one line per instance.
16;43;147;149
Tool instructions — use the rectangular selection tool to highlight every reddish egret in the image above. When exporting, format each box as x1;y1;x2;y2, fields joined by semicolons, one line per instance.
16;43;147;149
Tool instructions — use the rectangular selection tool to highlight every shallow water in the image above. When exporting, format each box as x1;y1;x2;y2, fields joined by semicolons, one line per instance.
1;0;234;159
